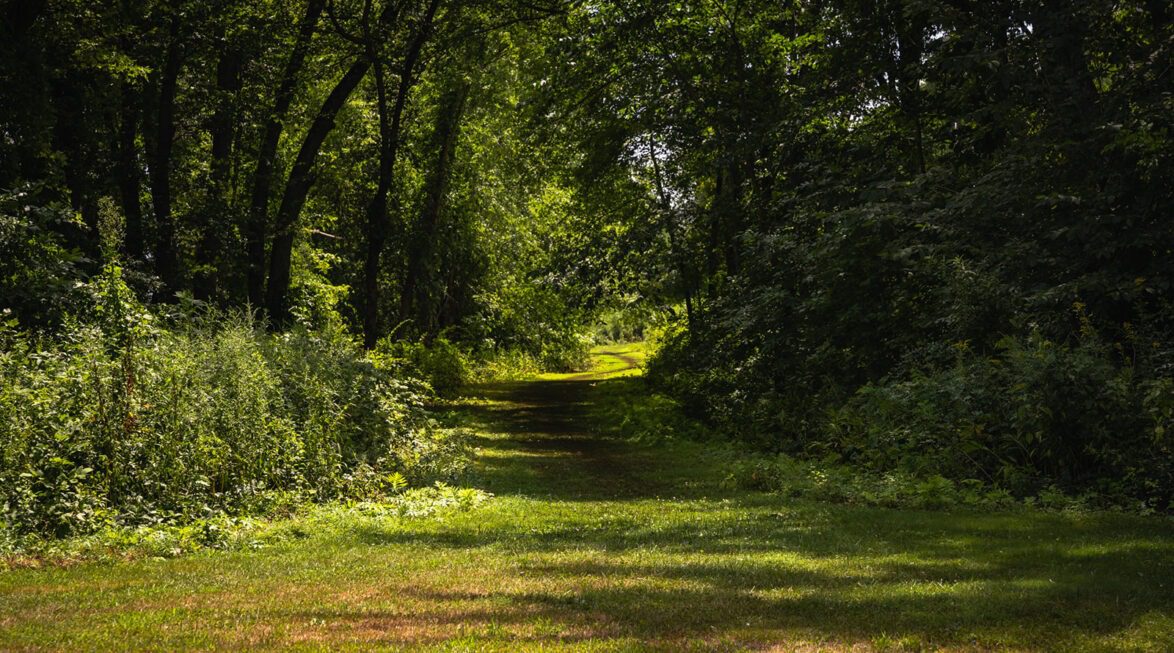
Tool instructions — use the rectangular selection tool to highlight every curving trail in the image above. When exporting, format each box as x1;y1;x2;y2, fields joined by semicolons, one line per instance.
568;349;640;380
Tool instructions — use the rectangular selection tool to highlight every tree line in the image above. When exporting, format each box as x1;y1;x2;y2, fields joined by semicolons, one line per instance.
2;0;571;350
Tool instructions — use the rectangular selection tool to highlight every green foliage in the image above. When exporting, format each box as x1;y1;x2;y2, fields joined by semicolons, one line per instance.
728;455;1022;512
375;336;469;398
0;266;471;538
653;320;1173;508
589;378;707;444
823;331;1173;506
591;302;665;345
2;0;1171;533
468;349;543;382
472;282;592;372
0;188;87;327
537;0;1174;508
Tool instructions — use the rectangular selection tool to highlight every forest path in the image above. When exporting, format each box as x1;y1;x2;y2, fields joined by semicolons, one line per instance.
459;344;704;502
1;345;1172;651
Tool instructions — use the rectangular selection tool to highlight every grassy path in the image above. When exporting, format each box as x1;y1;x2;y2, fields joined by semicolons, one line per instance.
2;345;1173;651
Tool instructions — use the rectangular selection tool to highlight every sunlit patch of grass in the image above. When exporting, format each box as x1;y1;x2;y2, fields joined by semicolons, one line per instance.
539;342;650;381
2;491;1172;650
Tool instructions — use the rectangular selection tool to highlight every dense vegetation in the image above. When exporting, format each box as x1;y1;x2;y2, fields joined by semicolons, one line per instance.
1;0;1171;545
544;1;1174;508
0;262;477;538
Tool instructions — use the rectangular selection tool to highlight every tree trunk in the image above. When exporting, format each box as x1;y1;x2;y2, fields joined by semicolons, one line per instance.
709;161;743;281
0;0;49;188
51;72;100;264
116;82;145;260
264;60;372;324
648;135;693;328
246;0;325;308
150;17;183;298
399;76;468;339
265;0;415;326
362;0;442;348
194;44;242;301
1033;3;1099;135
895;14;927;175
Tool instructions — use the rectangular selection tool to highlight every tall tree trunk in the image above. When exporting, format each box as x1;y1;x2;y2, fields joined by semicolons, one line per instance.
0;0;50;188
264;60;372;324
150;17;183;298
362;0;441;348
708;161;743;282
399;75;468;339
246;0;325;308
265;0;414;326
51;72;100;264
116;82;145;260
360;54;398;348
721;162;744;276
194;44;242;301
895;14;927;175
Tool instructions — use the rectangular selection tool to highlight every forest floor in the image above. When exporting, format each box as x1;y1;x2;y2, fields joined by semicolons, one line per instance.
2;345;1173;651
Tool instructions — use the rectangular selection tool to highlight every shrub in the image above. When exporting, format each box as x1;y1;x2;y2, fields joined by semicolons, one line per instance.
468;282;591;373
589;378;708;443
823;332;1172;507
468;348;542;382
728;454;1065;512
651;307;1173;509
375;337;469;398
592;304;664;345
0;188;88;327
0;265;469;537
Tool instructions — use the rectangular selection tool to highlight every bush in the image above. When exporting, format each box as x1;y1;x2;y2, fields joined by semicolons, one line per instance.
591;304;664;345
375;337;469;398
650;311;1173;509
0;187;88;327
467;348;543;382
0;265;469;537
824;332;1172;507
468;282;591;373
589;377;708;443
724;452;1144;513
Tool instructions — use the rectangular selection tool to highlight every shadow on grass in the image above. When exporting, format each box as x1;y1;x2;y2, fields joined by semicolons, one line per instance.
349;496;1173;648
386;375;1174;649
456;379;699;501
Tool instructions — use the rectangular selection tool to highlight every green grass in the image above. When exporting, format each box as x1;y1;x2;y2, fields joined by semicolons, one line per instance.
537;342;650;381
2;344;1172;651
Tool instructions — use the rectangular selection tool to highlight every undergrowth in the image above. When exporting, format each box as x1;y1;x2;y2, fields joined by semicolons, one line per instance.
650;311;1174;512
591;375;1163;514
0;264;475;541
0;483;491;569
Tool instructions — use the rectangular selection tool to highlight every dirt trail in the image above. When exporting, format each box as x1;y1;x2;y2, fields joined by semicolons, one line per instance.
568;350;640;380
461;350;660;500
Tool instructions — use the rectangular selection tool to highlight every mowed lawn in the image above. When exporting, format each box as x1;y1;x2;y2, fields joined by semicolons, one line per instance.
1;346;1172;652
